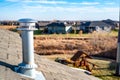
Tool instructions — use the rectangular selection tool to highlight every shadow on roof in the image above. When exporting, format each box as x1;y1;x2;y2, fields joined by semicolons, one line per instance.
0;61;17;71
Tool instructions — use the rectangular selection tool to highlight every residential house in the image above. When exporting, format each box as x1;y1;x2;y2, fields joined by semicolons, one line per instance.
78;21;111;33
102;19;118;29
88;21;111;32
79;21;91;32
0;21;19;26
37;21;50;30
72;21;81;30
46;21;72;34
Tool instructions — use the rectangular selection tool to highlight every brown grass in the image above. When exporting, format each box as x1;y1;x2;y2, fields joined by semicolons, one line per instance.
0;25;17;30
89;32;117;59
34;32;117;59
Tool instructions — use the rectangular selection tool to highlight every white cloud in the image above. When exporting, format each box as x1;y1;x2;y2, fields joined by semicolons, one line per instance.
105;2;115;5
24;1;100;5
6;0;100;5
4;0;119;20
6;0;32;1
6;0;117;7
2;5;118;20
6;0;68;4
25;0;67;4
23;5;118;12
6;0;20;2
80;2;100;5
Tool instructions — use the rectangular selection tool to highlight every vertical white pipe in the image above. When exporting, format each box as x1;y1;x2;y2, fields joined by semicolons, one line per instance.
22;30;34;64
16;18;45;79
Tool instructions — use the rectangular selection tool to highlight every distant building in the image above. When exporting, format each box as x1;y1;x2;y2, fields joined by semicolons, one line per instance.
72;21;81;32
33;19;118;34
0;21;19;26
46;21;72;34
37;21;50;30
78;21;90;32
77;21;112;33
88;21;111;32
102;19;118;29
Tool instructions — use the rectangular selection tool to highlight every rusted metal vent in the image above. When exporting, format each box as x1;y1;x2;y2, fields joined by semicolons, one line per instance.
55;50;96;72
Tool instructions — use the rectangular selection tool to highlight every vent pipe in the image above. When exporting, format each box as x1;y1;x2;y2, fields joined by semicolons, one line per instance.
15;18;45;80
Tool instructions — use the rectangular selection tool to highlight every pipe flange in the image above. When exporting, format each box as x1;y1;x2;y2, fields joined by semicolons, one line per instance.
18;63;37;69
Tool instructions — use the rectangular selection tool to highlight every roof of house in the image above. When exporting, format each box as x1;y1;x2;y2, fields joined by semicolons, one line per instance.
0;29;100;80
47;21;66;27
80;21;111;28
102;19;117;24
89;21;111;27
102;19;117;28
72;21;81;26
37;21;50;27
80;21;91;26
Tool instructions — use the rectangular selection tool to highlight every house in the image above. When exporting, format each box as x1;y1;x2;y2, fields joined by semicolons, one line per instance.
88;21;111;32
0;21;19;26
79;21;91;32
37;21;50;30
72;21;81;30
78;21;112;33
46;21;72;34
102;19;118;29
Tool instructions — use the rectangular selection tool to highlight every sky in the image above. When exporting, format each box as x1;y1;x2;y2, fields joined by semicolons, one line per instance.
0;0;119;21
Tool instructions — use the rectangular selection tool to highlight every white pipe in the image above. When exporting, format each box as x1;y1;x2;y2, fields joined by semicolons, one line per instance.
19;30;37;78
15;18;45;79
22;30;34;64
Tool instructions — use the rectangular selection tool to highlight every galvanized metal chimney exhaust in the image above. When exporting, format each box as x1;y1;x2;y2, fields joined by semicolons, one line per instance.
15;18;45;80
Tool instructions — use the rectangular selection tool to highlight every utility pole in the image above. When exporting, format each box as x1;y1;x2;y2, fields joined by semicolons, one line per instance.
115;6;120;76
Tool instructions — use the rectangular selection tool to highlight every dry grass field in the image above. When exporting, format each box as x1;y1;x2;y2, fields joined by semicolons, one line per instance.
34;32;117;59
0;25;17;30
36;32;119;80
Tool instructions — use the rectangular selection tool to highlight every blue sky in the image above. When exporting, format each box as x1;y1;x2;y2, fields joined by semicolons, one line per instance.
0;0;119;21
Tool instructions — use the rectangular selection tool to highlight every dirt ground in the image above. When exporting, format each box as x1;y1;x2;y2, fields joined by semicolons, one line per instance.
34;35;117;59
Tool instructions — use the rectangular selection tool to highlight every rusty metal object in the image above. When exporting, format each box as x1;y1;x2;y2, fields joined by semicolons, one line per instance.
71;50;92;61
71;51;98;72
55;50;97;72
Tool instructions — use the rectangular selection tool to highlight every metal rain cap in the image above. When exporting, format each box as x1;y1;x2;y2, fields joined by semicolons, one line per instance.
18;18;37;23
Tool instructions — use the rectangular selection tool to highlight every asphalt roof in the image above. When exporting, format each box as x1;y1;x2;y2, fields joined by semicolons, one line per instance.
37;21;50;27
47;22;66;27
80;22;91;26
80;21;111;28
89;21;111;27
0;29;100;80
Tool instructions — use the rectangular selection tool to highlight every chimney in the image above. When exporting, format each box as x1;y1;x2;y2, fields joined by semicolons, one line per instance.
15;18;45;80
